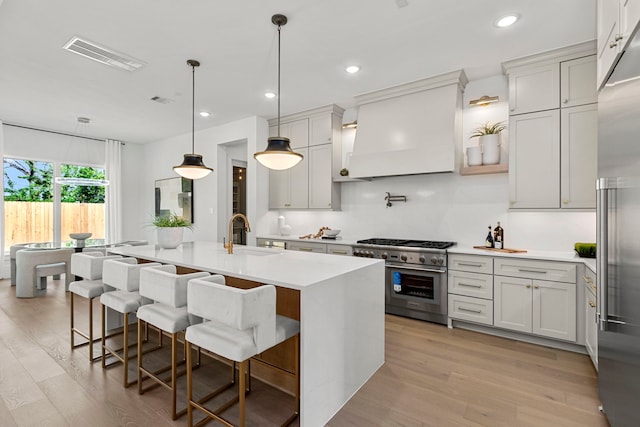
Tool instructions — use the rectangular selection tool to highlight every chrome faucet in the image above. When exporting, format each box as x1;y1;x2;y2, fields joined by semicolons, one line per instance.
224;213;251;254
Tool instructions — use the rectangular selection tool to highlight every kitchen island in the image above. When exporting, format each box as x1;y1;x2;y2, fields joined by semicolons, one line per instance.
109;241;385;427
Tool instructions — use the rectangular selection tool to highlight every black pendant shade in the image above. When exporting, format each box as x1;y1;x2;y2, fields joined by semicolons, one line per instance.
253;14;304;170
174;59;213;180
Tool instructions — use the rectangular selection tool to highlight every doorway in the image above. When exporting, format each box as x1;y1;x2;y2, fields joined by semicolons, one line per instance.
232;161;247;244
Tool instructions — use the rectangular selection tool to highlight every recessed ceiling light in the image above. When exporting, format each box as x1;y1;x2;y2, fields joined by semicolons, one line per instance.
199;111;211;117
346;65;360;74
495;14;519;28
265;92;276;99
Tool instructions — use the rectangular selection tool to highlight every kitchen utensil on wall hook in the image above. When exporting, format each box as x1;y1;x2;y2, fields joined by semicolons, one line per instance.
385;192;407;207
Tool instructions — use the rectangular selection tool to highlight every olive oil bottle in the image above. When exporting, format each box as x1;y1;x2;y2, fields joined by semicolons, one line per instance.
494;222;504;249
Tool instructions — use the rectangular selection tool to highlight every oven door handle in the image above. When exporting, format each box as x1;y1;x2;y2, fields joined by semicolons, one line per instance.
385;264;446;274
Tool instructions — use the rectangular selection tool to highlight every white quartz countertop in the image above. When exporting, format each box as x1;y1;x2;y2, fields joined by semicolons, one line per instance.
109;241;382;290
448;246;596;268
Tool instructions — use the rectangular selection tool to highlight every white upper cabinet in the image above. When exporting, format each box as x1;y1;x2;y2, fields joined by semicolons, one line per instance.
597;0;640;88
508;64;560;115
267;105;343;210
508;110;561;209
560;104;598;208
504;43;597;210
561;56;598;108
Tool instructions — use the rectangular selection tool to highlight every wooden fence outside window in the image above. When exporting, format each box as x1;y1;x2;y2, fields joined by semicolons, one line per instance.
4;201;105;249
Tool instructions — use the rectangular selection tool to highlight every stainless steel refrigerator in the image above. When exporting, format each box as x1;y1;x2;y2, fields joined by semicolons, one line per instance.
597;25;640;427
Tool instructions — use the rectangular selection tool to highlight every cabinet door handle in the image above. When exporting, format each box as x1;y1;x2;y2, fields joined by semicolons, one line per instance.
615;33;624;41
610;41;618;48
562;99;568;104
459;307;482;314
458;262;482;268
589;300;596;308
526;284;531;288
534;284;540;289
519;268;546;274
459;282;482;288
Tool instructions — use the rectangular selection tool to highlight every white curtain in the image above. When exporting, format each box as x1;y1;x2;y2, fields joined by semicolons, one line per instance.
105;139;122;243
0;121;5;278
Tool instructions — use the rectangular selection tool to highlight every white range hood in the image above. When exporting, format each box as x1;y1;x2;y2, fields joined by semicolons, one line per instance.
349;70;467;179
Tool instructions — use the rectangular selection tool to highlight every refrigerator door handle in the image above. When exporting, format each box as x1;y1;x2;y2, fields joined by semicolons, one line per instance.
596;178;609;331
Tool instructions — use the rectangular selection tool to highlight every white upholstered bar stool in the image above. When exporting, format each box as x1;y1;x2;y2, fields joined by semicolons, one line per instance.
185;278;300;427
69;251;125;362
100;258;162;387
136;265;213;420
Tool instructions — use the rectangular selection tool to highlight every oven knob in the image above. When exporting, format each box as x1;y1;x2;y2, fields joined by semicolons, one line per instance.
438;258;445;265
367;251;374;258
418;256;426;263
431;256;439;265
401;255;407;262
381;252;388;260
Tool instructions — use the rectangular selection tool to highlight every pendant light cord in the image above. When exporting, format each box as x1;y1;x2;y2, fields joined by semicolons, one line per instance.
191;63;195;154
277;23;282;137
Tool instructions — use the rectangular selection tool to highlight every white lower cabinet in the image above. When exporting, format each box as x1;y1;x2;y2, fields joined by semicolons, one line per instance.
494;275;577;342
449;254;580;344
584;267;598;369
286;241;327;254
448;254;494;326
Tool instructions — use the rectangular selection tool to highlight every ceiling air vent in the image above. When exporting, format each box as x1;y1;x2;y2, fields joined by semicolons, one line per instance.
63;36;145;72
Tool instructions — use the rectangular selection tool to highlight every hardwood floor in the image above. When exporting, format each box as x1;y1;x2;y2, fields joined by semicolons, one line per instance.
1;278;608;426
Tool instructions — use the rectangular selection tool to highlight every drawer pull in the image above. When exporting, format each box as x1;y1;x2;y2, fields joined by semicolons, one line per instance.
591;284;597;293
459;307;482;314
407;302;421;307
583;275;593;284
589;300;596;308
459;282;482;288
519;268;547;274
459;262;482;268
331;250;348;255
298;248;313;252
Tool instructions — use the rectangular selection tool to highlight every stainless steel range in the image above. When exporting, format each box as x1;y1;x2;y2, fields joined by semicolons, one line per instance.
353;238;455;325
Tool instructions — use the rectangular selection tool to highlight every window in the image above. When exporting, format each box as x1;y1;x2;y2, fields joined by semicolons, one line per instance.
3;158;54;250
3;158;106;251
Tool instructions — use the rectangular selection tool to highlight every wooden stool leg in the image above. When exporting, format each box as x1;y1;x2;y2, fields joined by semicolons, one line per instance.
186;341;194;427
123;312;129;387
101;304;107;369
88;296;94;361
239;360;247;427
137;319;144;394
70;292;75;350
171;332;178;420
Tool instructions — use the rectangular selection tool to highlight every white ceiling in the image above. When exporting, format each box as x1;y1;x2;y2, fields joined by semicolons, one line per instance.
0;0;596;144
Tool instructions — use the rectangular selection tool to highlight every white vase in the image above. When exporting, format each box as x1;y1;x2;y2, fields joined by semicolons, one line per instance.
157;227;184;249
467;146;483;166
479;134;501;165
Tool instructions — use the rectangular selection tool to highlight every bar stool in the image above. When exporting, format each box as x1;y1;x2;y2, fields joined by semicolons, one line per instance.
100;258;162;387
185;278;300;427
69;251;125;362
136;265;213;419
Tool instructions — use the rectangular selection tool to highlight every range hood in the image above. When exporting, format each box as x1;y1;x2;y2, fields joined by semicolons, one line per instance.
348;70;467;178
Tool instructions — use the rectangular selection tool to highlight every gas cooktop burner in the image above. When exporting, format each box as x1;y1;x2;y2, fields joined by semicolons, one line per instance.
356;238;455;250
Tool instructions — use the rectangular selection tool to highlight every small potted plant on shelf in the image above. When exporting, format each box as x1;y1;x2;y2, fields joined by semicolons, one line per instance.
469;121;507;165
152;212;192;249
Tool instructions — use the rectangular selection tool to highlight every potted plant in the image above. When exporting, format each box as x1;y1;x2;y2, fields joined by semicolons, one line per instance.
153;212;192;249
470;121;507;165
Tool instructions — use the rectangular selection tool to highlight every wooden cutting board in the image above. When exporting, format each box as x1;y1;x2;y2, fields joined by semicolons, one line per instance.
473;246;528;253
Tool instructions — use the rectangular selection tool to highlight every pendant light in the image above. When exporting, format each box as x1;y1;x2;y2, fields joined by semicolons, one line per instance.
173;59;213;180
253;14;303;170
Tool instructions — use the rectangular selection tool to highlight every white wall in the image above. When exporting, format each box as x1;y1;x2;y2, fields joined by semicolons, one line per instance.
137;116;269;246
